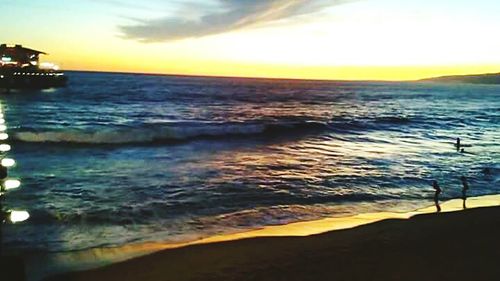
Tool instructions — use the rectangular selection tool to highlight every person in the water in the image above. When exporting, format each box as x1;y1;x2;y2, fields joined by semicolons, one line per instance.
456;137;461;151
461;176;469;209
432;180;442;212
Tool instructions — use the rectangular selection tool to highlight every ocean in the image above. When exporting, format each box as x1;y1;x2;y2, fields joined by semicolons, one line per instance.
2;71;499;254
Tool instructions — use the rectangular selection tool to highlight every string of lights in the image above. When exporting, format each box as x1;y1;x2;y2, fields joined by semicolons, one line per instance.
0;103;29;255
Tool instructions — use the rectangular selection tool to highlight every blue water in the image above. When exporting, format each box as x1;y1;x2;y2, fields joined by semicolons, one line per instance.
2;72;499;253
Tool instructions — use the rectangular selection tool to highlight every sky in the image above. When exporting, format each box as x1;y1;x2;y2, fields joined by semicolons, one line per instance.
1;0;500;80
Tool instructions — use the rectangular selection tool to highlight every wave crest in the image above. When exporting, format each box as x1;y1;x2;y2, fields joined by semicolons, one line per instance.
12;115;414;145
12;121;328;144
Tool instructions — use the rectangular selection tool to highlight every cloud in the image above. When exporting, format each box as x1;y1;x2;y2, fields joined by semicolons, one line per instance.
120;0;353;42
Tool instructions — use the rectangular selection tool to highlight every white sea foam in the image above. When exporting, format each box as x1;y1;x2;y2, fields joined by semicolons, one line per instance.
11;120;334;144
13;123;268;144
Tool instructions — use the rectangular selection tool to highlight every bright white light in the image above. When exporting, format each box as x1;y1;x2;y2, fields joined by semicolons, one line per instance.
1;57;12;62
40;62;60;71
0;125;6;131
1;158;15;167
40;62;54;68
0;133;8;140
0;144;11;152
0;113;4;118
0;119;5;124
4;179;21;190
9;210;30;223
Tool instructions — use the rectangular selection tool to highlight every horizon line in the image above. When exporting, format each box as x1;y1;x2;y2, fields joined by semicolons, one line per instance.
62;69;500;83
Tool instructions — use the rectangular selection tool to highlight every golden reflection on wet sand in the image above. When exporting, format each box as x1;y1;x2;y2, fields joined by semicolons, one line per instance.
26;194;500;281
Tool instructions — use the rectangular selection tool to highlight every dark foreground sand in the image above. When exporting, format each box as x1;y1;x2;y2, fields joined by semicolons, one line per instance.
46;206;500;281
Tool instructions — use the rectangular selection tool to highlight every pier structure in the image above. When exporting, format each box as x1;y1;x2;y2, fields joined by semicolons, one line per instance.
0;44;67;89
0;44;46;70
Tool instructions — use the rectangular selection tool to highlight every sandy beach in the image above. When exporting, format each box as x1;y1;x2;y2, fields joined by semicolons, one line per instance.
3;2;500;281
44;196;500;281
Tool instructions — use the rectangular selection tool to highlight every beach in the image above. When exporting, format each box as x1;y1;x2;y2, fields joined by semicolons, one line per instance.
1;73;498;281
3;1;500;281
43;196;500;281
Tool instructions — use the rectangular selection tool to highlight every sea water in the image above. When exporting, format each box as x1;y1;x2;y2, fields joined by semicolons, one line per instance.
2;72;499;253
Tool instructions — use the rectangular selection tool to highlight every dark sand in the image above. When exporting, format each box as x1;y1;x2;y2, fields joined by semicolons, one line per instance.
45;206;500;281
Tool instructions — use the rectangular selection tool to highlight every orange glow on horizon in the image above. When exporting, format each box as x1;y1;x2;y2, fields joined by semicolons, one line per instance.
62;61;500;81
37;38;499;81
3;0;500;81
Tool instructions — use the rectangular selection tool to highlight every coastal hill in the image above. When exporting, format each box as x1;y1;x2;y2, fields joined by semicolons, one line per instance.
420;72;500;84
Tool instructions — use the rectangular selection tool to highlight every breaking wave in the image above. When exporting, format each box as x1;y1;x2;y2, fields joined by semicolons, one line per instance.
12;116;415;145
12;121;330;144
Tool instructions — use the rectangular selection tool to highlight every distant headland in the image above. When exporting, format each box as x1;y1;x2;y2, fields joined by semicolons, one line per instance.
420;72;500;85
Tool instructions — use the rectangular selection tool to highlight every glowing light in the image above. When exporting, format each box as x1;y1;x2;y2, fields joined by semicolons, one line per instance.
9;210;30;223
0;113;4;118
0;144;11;152
1;158;15;167
4;179;21;190
1;56;12;62
0;133;8;140
0;118;5;124
40;62;60;71
0;125;6;131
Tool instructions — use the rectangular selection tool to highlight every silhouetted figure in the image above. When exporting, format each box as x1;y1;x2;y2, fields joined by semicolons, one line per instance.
461;176;469;209
456;138;474;154
432;180;442;212
455;138;462;151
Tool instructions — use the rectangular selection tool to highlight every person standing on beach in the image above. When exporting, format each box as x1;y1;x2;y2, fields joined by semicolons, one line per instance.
461;176;469;209
432;181;442;212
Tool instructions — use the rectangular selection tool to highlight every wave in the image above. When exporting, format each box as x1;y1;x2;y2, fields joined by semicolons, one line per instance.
12;121;330;145
374;116;412;124
12;115;416;145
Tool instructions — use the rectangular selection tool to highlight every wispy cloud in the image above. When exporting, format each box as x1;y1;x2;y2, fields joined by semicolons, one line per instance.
120;0;353;42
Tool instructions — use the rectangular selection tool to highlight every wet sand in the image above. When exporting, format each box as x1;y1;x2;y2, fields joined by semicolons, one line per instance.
44;196;500;281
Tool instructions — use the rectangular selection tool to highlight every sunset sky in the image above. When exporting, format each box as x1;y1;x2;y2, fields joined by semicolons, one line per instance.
2;0;500;80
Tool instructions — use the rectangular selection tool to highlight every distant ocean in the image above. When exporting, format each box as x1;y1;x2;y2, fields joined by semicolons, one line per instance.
2;72;499;254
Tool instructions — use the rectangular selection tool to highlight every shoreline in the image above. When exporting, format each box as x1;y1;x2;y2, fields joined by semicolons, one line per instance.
25;194;500;281
44;195;500;281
